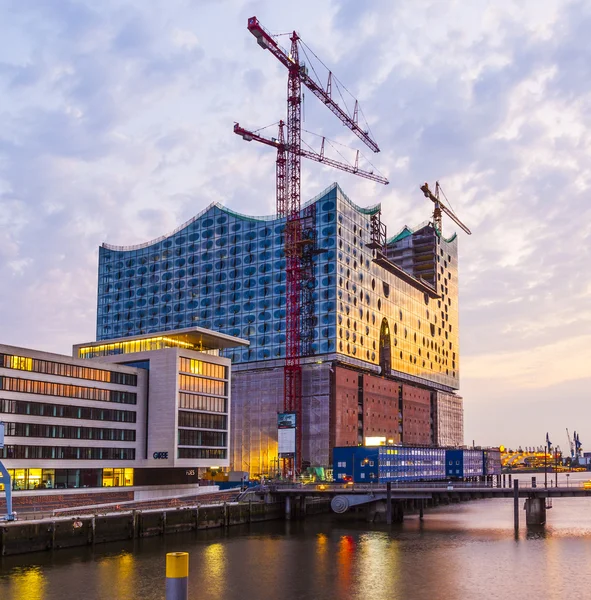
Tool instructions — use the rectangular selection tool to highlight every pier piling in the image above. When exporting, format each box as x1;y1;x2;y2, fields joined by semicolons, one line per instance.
513;479;519;531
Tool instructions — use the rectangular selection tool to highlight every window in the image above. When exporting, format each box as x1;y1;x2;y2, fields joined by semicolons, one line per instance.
3;421;136;442
0;445;135;460
0;398;136;423
178;429;226;447
0;376;137;405
178;393;226;413
178;411;227;430
178;375;227;396
0;353;137;386
178;448;227;459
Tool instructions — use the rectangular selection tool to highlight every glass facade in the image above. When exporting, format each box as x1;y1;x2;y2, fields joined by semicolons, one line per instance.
378;446;446;481
177;356;229;460
0;446;135;460
0;398;136;423
96;184;459;391
2;421;135;441
0;352;137;386
0;468;134;491
77;335;215;359
0;376;137;404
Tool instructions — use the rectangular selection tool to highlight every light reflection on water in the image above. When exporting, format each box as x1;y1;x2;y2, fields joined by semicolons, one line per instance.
2;472;591;600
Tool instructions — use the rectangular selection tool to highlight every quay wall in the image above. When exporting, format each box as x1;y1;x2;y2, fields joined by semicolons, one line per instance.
0;499;330;557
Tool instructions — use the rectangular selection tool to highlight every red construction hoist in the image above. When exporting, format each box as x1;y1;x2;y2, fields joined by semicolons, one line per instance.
235;16;388;477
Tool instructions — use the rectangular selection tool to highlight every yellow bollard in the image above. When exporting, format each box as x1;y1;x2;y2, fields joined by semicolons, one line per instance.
166;552;189;600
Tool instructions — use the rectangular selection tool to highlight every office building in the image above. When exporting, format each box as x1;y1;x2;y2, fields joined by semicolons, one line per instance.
96;183;464;475
0;325;247;492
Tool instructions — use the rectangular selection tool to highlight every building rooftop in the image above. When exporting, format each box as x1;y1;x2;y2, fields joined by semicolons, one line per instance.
74;326;249;359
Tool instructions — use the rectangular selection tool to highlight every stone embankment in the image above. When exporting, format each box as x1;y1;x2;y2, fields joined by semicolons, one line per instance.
0;494;331;556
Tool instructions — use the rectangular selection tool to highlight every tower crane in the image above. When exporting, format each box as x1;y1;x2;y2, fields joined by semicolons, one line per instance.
420;181;471;236
236;16;387;476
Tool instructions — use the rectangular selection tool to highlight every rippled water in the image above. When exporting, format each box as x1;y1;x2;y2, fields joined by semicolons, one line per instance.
2;472;591;600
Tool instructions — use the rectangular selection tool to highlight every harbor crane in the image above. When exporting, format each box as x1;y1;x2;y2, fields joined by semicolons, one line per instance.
566;428;575;459
236;16;387;476
420;181;472;236
575;431;583;459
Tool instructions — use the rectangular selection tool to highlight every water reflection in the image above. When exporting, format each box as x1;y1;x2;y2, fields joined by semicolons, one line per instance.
3;482;591;600
336;534;355;598
356;534;399;599
4;565;46;600
201;543;226;599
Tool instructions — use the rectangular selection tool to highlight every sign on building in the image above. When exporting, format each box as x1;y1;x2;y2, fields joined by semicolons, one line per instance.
278;412;296;458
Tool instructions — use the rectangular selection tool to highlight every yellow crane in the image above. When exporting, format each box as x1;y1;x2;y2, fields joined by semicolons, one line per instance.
420;181;472;236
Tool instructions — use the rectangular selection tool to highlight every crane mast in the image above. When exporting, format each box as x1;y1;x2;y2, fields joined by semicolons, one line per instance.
238;16;386;477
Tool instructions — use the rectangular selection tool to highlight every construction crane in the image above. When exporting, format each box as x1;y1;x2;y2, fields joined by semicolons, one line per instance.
566;428;575;459
234;123;388;185
237;16;387;477
420;181;472;236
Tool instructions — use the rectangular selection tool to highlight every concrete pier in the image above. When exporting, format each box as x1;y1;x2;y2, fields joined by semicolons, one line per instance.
525;497;546;526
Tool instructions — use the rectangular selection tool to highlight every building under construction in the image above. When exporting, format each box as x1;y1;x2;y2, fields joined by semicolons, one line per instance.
96;182;463;476
95;16;465;477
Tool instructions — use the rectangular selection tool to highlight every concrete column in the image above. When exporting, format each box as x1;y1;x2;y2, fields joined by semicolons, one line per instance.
525;498;546;526
503;474;506;488
386;482;392;525
285;495;292;521
419;498;424;520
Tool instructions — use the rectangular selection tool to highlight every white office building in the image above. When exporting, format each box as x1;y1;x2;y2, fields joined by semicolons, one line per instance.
0;327;247;493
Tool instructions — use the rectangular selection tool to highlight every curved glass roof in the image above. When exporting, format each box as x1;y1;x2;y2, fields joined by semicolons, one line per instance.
102;183;381;252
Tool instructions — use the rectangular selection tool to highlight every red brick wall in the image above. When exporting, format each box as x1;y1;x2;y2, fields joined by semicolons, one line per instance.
401;384;431;445
362;374;401;444
331;367;359;448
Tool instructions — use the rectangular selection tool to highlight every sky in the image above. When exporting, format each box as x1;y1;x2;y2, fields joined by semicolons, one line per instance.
1;0;590;451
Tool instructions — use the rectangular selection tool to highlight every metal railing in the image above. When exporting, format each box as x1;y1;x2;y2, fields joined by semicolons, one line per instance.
265;479;591;493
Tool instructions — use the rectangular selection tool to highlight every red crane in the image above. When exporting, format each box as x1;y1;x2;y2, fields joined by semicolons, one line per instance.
237;16;387;477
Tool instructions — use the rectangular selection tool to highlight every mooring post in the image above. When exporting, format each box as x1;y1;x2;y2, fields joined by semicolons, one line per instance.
166;552;189;600
386;482;392;525
513;479;519;531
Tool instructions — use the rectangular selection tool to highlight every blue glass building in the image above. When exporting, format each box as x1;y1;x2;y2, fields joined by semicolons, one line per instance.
97;183;464;474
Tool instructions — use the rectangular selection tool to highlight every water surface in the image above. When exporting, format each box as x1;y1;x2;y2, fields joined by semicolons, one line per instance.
2;472;590;600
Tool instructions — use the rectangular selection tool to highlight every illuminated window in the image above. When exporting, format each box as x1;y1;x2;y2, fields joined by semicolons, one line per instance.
10;356;32;371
